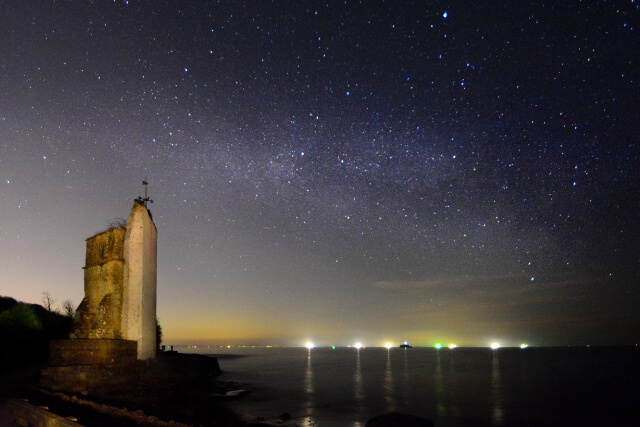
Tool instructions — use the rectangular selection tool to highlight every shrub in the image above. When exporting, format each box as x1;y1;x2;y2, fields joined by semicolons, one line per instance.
0;303;43;331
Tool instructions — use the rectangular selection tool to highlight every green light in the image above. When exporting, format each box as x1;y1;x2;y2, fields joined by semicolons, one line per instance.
435;343;442;349
332;345;336;349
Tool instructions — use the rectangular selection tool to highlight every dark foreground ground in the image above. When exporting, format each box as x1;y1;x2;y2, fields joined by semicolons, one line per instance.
0;352;264;426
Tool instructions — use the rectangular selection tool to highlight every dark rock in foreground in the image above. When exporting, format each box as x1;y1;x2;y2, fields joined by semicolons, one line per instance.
366;411;434;427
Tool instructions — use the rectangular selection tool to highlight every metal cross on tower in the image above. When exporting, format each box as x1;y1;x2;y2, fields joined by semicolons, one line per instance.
138;180;154;207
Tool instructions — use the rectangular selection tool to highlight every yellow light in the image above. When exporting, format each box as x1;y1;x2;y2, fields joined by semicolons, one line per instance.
306;342;314;349
355;342;362;349
449;344;457;349
491;343;500;349
520;344;528;349
385;343;392;349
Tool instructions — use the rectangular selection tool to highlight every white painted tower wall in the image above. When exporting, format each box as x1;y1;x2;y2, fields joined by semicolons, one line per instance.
121;200;157;360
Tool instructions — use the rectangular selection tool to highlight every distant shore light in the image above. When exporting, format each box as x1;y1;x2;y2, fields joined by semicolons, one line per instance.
355;342;362;349
491;343;500;349
435;343;442;349
385;343;392;349
306;342;314;349
449;344;457;349
520;344;528;349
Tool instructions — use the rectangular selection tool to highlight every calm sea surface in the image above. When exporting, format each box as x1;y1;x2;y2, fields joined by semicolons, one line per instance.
184;346;639;426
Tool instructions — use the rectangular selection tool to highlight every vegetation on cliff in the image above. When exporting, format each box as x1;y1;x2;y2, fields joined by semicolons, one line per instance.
0;295;74;373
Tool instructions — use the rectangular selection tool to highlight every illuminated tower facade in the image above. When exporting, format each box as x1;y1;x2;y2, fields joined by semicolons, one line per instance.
121;199;157;360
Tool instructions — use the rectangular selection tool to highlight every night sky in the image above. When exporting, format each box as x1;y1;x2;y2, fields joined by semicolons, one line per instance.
1;1;638;347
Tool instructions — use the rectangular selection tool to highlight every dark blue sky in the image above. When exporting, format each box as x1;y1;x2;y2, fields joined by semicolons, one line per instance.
1;1;638;346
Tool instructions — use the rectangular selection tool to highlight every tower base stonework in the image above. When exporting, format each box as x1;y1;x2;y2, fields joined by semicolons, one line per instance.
48;339;137;366
41;339;138;394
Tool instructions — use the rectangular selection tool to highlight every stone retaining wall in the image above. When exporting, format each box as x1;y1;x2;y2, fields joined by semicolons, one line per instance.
49;339;137;366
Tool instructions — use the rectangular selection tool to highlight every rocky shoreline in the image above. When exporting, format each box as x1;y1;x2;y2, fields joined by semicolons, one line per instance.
18;386;256;426
2;351;265;426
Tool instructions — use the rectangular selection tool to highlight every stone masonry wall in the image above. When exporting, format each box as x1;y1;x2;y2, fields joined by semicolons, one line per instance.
48;339;137;366
72;228;126;339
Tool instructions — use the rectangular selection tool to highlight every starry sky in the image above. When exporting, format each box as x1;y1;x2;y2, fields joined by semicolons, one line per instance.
1;1;638;347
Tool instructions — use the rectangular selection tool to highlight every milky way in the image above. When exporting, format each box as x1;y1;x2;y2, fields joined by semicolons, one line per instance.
1;1;638;346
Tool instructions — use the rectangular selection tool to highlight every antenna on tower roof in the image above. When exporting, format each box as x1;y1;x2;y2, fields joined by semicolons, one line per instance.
138;180;154;207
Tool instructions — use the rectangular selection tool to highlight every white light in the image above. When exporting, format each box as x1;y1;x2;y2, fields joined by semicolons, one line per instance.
306;342;314;349
435;343;442;349
385;343;392;349
520;344;528;349
449;344;457;349
491;343;500;349
355;342;362;349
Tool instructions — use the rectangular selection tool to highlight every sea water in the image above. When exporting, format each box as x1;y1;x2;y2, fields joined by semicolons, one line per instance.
184;346;639;426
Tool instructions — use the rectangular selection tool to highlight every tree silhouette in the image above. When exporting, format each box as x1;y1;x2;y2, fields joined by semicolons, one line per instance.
156;318;162;350
62;299;75;319
41;291;56;312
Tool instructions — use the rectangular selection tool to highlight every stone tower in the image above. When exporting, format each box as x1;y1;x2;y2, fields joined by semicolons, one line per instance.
69;199;157;360
121;199;157;360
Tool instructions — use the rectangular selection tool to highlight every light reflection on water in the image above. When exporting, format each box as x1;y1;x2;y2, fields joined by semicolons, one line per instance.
210;346;639;427
401;347;410;407
491;350;504;425
383;349;395;412
435;350;445;417
303;349;316;426
352;349;364;427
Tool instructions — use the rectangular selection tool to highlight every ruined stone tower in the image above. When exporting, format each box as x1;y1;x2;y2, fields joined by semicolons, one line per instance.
70;199;157;360
72;228;126;340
